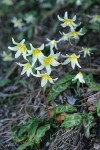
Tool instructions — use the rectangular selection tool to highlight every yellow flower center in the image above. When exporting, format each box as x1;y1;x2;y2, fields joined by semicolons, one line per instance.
51;40;56;45
32;49;42;57
43;56;54;66
93;15;100;21
17;44;27;53
69;54;78;62
24;63;32;71
65;19;73;25
70;31;78;36
4;55;12;61
42;74;51;81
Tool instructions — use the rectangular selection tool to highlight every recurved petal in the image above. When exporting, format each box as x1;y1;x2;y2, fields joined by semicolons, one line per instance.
12;38;18;45
57;15;64;22
76;61;81;68
20;39;25;44
8;46;18;51
39;43;44;50
64;11;68;19
30;43;35;50
72;15;76;21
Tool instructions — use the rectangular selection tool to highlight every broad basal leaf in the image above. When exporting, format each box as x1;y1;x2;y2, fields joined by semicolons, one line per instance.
47;73;74;102
83;112;94;138
55;104;77;114
96;100;100;116
84;74;100;91
61;113;82;128
34;124;50;145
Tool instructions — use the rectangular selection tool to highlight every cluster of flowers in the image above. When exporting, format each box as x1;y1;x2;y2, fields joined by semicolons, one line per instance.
11;15;36;30
8;11;90;87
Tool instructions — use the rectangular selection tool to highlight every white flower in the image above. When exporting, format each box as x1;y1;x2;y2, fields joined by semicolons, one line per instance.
80;47;91;57
16;62;33;77
2;0;13;6
57;11;78;29
68;28;84;39
90;15;100;23
33;71;58;87
72;72;85;83
62;53;81;69
8;38;27;59
27;43;45;66
59;32;70;42
25;15;36;24
45;39;59;50
76;0;83;6
11;17;23;30
1;51;13;61
36;50;60;74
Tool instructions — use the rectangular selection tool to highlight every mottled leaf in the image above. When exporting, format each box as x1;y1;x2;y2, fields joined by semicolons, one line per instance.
96;100;100;116
47;73;74;102
83;112;94;138
84;74;100;91
61;113;82;128
34;124;50;145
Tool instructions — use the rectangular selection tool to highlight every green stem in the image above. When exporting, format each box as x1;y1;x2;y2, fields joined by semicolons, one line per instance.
41;87;50;117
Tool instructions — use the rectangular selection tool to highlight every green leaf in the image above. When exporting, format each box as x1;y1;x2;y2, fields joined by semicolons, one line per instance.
47;73;74;102
54;104;77;115
12;117;39;142
61;113;82;128
17;141;33;150
96;100;100;116
83;112;94;138
0;79;11;87
84;74;100;91
34;124;50;145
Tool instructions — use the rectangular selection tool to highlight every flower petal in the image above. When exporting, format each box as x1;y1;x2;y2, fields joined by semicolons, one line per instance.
71;61;75;69
20;39;25;44
64;11;68;19
36;65;44;70
62;59;70;65
46;65;51;74
72;15;76;21
30;43;35;50
41;78;47;87
57;15;64;22
15;51;21;58
39;43;44;50
61;22;67;28
51;60;60;66
8;46;17;51
32;57;37;66
12;38;18;45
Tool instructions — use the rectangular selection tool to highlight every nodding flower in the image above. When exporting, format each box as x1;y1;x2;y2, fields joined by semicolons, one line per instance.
72;72;85;83
8;38;27;60
36;50;60;74
62;53;81;69
57;11;79;29
33;71;58;87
